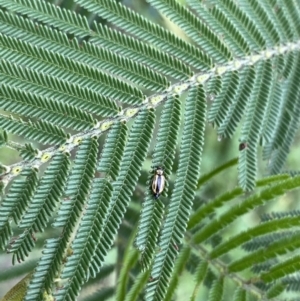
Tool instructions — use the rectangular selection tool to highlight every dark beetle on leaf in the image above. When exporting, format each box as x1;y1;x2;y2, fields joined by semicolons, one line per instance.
150;148;176;199
151;166;166;199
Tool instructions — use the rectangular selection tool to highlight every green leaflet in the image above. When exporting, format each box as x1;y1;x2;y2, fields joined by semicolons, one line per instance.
268;55;300;174
83;110;155;281
189;174;289;230
0;34;145;104
228;231;300;273
218;66;256;138
55;178;114;299
0;0;91;36
207;0;266;50
261;255;300;283
232;287;246;301
265;282;286;299
97;122;128;181
25;138;99;300
91;23;193;79
0;15;170;93
0;169;38;250
163;246;191;301
148;0;233;63
208;71;239;126
0;85;96;131
208;278;224;301
192;175;300;244
239;61;273;191
189;260;208;301
196;157;238;189
0;0;300;300
76;0;212;69
146;85;206;301
209;214;300;259
0;60;120;117
116;225;141;301
0;115;68;145
135;96;181;269
9;154;70;263
124;270;150;301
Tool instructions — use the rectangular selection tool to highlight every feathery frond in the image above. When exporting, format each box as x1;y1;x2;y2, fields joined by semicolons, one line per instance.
146;85;206;301
135;96;181;269
0;0;300;300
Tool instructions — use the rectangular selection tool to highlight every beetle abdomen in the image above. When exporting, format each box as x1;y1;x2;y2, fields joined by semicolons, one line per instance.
152;173;165;199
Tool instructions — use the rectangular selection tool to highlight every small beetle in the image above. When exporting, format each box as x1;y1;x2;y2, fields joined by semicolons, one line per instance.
151;166;166;199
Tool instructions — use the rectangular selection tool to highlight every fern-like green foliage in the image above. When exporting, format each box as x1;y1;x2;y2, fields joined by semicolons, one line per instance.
0;0;300;300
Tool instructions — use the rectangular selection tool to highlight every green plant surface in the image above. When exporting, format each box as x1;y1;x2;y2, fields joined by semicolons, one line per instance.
0;0;300;300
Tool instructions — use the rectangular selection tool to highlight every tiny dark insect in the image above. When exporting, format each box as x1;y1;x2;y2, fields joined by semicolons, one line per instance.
151;166;166;199
239;142;248;151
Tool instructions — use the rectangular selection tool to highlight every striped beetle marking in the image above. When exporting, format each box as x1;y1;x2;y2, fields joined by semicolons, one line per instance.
151;166;166;199
150;146;176;199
